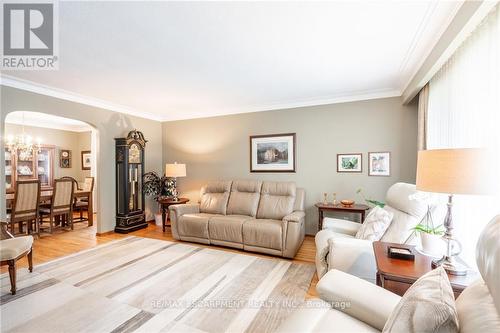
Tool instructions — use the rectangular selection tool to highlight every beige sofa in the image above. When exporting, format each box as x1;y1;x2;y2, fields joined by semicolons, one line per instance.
169;180;305;258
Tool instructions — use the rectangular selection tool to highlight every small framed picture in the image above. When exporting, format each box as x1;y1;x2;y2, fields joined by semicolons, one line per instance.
250;133;296;172
369;152;391;176
60;150;71;168
81;151;92;170
337;153;362;173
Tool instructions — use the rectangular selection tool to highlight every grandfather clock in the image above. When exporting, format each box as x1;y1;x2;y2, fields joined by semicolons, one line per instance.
115;130;148;233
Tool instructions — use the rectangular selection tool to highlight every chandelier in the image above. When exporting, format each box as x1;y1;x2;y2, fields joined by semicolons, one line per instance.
5;112;42;158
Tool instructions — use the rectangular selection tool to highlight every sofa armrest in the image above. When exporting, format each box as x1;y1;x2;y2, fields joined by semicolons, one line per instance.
328;237;378;283
283;210;305;223
322;217;362;236
317;269;401;331
315;229;336;278
169;204;200;239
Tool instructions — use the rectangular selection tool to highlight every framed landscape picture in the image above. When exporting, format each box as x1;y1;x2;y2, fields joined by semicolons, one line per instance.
369;151;391;176
81;150;92;170
250;133;296;172
337;153;362;173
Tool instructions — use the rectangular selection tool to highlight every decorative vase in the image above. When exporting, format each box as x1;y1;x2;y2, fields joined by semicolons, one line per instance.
420;232;445;257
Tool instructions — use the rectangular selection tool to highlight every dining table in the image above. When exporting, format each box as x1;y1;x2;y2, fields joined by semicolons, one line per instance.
6;189;94;226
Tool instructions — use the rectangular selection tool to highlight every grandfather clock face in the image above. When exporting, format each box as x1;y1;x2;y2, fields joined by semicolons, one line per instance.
128;143;141;163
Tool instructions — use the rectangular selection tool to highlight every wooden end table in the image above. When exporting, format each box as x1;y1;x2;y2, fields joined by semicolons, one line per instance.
373;241;478;298
315;203;370;230
157;197;189;232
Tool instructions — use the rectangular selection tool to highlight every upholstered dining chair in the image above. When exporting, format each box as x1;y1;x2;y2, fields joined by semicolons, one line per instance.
74;177;94;223
7;179;41;236
39;178;75;233
0;221;34;295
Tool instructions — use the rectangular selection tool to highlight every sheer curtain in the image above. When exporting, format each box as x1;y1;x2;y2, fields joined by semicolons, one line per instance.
427;4;500;267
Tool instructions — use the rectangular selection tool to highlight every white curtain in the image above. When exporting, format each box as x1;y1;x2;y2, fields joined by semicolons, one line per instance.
427;4;500;268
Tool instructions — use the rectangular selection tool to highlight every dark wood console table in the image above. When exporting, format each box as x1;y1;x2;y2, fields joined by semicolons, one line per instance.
158;197;189;232
315;202;370;230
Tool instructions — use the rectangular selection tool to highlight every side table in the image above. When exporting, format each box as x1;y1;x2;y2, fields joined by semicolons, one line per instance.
157;197;189;232
373;241;478;298
315;203;370;230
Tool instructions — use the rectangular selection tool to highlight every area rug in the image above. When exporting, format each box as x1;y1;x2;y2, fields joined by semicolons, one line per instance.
0;236;315;333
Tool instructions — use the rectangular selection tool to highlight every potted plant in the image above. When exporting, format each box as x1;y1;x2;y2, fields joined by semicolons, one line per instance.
143;171;174;226
409;192;445;256
413;207;445;256
356;188;385;208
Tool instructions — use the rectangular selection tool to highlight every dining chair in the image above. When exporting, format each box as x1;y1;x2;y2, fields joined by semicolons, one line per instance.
7;179;41;236
74;177;94;223
0;220;34;295
39;178;75;233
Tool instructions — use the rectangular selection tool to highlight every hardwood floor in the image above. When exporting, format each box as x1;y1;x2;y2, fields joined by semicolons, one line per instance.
2;218;319;298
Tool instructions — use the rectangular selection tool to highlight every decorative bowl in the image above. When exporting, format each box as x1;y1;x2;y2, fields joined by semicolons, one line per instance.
340;199;355;207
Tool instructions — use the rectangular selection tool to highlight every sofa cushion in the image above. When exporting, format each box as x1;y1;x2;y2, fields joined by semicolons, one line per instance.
178;213;219;239
256;181;296;220
226;180;262;217
243;219;283;250
209;215;252;243
382;266;459;333
200;181;232;215
355;206;394;241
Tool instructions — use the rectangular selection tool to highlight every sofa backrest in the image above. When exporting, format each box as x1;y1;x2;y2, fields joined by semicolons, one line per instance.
294;188;305;211
226;180;263;217
256;181;296;220
455;215;500;333
380;183;427;243
200;181;232;215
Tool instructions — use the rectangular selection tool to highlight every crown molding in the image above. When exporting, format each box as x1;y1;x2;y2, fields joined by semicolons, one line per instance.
162;88;402;122
0;75;164;122
2;75;401;122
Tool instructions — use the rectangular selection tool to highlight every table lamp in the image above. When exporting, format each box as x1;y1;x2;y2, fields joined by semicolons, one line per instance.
416;148;491;275
165;162;186;201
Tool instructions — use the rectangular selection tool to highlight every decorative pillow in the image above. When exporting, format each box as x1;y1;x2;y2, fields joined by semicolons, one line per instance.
382;267;459;333
355;206;393;241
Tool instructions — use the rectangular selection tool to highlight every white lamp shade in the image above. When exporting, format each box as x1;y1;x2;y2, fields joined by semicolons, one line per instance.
416;148;494;195
165;163;186;178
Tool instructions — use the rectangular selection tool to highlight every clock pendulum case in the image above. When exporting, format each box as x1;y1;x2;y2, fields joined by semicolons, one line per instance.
114;130;148;233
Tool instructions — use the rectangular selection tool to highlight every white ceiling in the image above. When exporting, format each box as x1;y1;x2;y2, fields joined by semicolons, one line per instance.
5;111;93;132
1;1;461;121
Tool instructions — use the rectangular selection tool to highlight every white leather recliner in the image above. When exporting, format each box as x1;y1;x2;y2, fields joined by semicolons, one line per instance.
279;215;500;333
315;183;428;282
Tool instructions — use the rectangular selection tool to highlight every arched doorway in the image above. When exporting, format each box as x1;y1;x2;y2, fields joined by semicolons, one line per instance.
1;111;100;233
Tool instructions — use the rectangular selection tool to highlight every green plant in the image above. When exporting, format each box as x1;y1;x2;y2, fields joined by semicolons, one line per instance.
143;171;174;201
413;206;444;235
356;188;385;208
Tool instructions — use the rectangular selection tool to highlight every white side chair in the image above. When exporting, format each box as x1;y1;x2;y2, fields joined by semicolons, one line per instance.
0;221;34;295
315;183;428;282
279;215;500;333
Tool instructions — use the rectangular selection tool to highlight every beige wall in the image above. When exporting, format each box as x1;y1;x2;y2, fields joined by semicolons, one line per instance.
1;86;163;233
162;97;418;234
4;123;91;182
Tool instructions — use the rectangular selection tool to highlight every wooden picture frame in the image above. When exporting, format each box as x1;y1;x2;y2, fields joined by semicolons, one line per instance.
81;150;91;170
250;133;296;173
368;151;391;176
59;149;71;168
337;153;362;173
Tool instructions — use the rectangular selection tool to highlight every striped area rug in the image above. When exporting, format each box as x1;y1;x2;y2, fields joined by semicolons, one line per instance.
0;236;315;333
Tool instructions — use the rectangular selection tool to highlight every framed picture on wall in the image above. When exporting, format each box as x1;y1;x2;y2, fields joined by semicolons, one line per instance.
60;149;71;168
368;151;391;176
250;133;296;172
81;150;92;170
337;153;362;173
